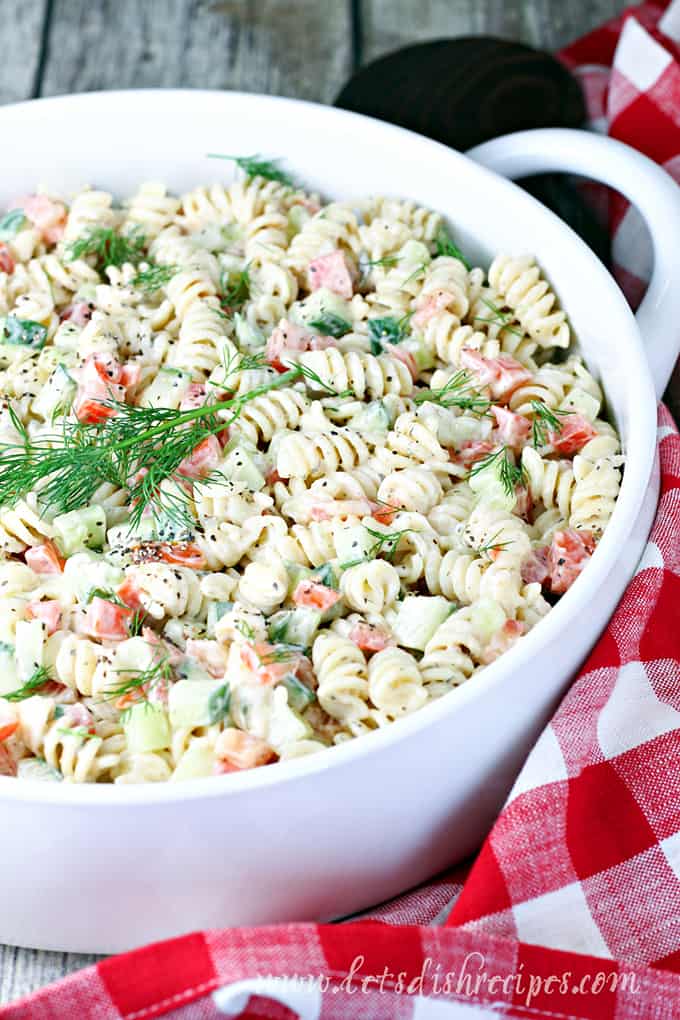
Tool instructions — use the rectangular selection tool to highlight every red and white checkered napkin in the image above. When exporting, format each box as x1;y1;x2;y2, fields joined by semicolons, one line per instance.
5;4;680;1019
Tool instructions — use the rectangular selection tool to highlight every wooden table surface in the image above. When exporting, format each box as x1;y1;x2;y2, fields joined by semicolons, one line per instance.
0;0;654;1004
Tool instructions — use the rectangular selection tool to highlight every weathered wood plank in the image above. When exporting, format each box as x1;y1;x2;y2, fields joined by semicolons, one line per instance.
0;0;48;105
360;0;634;60
38;0;352;105
0;947;100;1003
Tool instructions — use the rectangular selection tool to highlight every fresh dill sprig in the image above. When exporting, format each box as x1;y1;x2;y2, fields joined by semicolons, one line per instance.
530;400;568;448
308;311;352;339
475;529;514;557
67;227;147;273
434;228;472;271
103;656;172;708
207;683;231;724
289;360;353;398
207;153;294;186
257;644;301;666
359;253;400;279
0;368;303;527
469;445;526;498
132;263;178;292
399;263;428;290
473;297;523;338
220;264;251;312
3;666;54;702
340;525;412;569
235;619;256;641
367;314;411;354
414;369;490;415
57;726;96;741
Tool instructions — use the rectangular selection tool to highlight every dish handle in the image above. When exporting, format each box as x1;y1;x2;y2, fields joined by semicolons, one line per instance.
467;128;680;400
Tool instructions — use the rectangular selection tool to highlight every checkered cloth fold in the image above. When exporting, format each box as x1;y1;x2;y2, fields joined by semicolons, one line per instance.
4;3;680;1017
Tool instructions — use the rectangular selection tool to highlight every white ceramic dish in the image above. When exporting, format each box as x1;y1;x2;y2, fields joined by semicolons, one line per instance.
1;90;679;954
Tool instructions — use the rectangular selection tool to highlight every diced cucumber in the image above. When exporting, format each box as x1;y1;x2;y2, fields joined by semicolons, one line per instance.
141;366;192;409
123;703;171;753
54;505;106;555
334;524;373;565
281;673;316;712
52;321;82;352
163;618;205;648
443;416;491;447
348;400;390;435
170;739;216;781
471;598;506;641
206;600;233;638
296;287;351;327
267;686;312;750
468;461;516;513
17;758;63;782
31;363;77;421
234;312;265;351
63;551;124;603
558;387;600;421
223;445;266;492
268;607;321;648
168;677;228;729
400;335;436;372
0;642;18;695
15;619;45;681
393;595;451;651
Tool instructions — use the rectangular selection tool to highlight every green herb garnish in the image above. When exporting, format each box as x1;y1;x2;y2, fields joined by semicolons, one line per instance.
308;311;352;339
235;619;256;641
0;209;27;241
475;529;514;557
207;683;231;725
473;297;522;338
469;445;526;498
530;400;569;448
414;369;490;415
104;656;172;707
367;314;411;355
340;525;412;569
3;666;54;702
57;726;96;741
434;228;472;271
289;360;353;398
2;315;47;350
67;227;147;273
207;153;293;186
132;263;178;292
220;265;251;312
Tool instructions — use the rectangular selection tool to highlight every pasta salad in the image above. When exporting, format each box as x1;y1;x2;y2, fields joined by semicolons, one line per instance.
0;158;623;783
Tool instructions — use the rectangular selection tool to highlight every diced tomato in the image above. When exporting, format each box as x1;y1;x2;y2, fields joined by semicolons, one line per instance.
460;350;532;402
513;484;532;522
266;467;285;486
157;542;207;569
179;383;208;411
492;406;531;449
549;529;596;594
18;194;67;243
349;622;393;653
117;577;144;611
482;620;525;664
549;414;598;455
25;600;62;635
214;727;276;772
371;502;396;526
413;288;455;327
61;703;95;731
84;596;132;641
74;354;138;424
0;721;18;742
119;363;141;390
0;744;17;777
293;580;341;612
178;435;222;480
0;243;14;275
60;301;93;326
25;540;64;575
521;547;551;586
308;250;355;298
142;627;184;666
265;320;316;372
185;638;227;678
452;440;495;469
240;641;298;686
74;395;119;424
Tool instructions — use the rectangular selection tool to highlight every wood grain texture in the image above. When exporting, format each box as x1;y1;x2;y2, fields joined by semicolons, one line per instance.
0;0;48;104
0;947;100;1003
360;0;636;60
39;0;352;103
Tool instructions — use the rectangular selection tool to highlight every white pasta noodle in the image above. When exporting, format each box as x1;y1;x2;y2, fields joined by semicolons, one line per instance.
0;174;623;782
